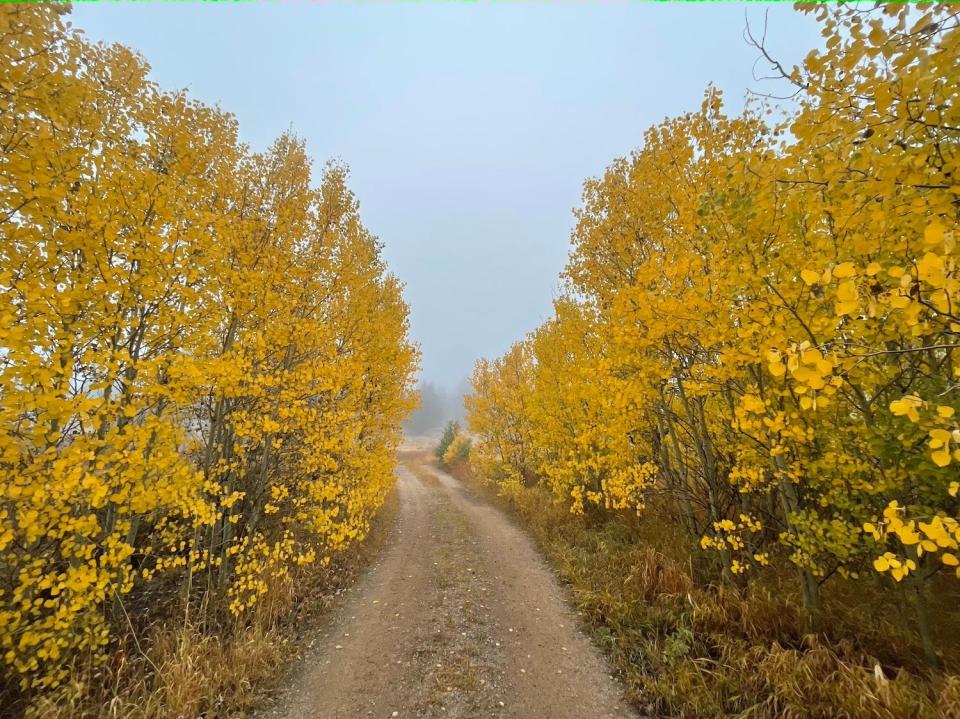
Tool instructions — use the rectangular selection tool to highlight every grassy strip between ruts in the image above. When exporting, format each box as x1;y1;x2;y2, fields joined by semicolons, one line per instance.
435;455;960;719
25;487;399;719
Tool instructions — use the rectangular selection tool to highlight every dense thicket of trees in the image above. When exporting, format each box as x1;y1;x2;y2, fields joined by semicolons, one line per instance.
467;3;960;666
0;4;417;704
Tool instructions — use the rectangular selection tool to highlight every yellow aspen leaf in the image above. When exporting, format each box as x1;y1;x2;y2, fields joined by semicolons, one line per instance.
833;262;856;278
924;222;945;247
801;348;822;365
874;84;891;114
929;429;952;448
836;280;858;302
896;526;920;545
890;395;923;422
917;253;946;288
932;449;951;467
800;269;820;286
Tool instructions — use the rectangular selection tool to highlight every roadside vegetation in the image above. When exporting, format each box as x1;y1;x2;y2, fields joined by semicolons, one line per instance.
436;420;471;469
446;451;960;718
461;5;960;717
0;5;417;716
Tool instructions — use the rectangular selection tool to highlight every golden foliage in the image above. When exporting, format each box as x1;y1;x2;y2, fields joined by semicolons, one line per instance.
0;4;417;700
467;3;960;666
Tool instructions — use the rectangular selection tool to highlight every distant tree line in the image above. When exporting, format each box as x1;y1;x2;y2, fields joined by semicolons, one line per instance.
404;380;469;435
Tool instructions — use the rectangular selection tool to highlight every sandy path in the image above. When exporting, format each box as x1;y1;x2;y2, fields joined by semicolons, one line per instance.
273;459;636;719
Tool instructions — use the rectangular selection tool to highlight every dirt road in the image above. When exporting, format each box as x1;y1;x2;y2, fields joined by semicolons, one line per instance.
274;458;637;719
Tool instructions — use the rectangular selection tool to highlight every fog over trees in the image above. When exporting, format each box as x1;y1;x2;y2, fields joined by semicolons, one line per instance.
403;379;470;435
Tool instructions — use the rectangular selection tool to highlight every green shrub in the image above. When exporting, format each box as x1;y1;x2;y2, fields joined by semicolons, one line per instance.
435;420;461;464
443;434;471;467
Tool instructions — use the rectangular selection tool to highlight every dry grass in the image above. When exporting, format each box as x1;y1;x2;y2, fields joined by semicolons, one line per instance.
447;460;960;719
403;453;441;487
25;606;287;719
19;488;400;719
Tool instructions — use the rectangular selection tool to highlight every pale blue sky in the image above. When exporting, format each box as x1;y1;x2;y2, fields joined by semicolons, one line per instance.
70;2;821;388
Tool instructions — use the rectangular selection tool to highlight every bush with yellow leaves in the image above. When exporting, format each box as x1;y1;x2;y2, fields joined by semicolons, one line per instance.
442;433;472;468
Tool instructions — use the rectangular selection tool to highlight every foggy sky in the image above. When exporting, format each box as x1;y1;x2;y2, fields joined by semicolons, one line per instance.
70;3;822;390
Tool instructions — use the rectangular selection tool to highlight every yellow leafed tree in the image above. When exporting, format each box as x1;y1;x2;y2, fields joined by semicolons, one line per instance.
0;4;417;702
466;3;960;664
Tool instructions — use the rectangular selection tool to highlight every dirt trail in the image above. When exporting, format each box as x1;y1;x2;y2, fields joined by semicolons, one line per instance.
273;458;637;719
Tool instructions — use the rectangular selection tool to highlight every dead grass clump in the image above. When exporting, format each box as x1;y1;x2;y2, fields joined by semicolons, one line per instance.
691;583;803;647
934;675;960;718
25;621;283;719
152;622;284;718
724;639;938;719
620;546;694;601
